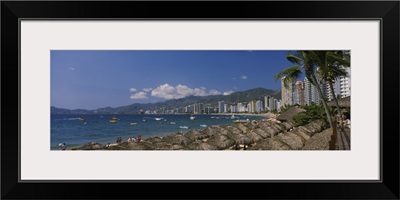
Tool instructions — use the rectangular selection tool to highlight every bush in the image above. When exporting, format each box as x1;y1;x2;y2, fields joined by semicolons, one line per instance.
293;103;327;126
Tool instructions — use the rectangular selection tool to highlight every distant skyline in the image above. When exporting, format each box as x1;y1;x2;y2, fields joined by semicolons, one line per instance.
51;50;298;110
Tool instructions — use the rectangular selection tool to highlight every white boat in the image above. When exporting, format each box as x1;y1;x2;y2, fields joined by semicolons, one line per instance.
190;116;196;120
234;119;250;124
180;126;189;129
200;124;207;127
170;122;176;125
155;118;163;121
230;114;236;119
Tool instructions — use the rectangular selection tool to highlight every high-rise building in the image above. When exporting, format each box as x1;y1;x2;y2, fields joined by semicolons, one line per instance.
185;105;193;113
304;77;312;105
218;101;225;113
193;103;200;114
230;104;237;113
224;104;229;113
237;102;243;112
269;96;275;111
281;77;294;106
276;100;281;111
255;100;263;113
294;81;305;105
339;67;351;98
264;95;271;111
247;102;252;113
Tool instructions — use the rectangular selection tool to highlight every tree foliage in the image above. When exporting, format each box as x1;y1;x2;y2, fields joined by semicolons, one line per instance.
293;103;327;125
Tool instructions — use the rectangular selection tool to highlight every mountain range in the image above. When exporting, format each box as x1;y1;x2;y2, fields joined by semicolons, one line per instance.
51;87;281;114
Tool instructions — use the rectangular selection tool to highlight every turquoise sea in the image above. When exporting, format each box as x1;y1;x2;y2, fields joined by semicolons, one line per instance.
51;114;266;150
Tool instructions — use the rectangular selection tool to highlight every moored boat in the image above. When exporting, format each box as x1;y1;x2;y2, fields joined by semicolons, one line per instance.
170;122;176;125
190;116;196;120
180;126;189;129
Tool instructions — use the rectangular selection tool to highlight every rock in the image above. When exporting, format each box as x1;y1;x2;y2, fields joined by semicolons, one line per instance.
78;142;105;150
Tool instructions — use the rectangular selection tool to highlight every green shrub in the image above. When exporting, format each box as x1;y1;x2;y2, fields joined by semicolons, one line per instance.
293;103;327;125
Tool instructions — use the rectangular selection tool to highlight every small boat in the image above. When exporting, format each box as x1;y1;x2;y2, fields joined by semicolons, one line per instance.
211;125;220;128
143;119;146;122
190;116;196;120
210;116;215;119
170;122;176;125
180;126;189;129
155;118;163;121
130;122;138;125
109;116;119;123
109;119;118;123
233;119;250;124
230;115;236;119
78;117;85;121
200;124;207;127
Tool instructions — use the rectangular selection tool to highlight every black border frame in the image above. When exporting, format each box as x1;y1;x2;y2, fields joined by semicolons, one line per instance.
2;1;399;199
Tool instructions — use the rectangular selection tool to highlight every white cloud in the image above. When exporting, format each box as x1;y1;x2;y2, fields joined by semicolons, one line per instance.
208;89;222;95
142;88;153;92
129;88;137;92
68;67;75;71
223;91;234;95
151;83;222;99
241;75;247;80
130;92;148;99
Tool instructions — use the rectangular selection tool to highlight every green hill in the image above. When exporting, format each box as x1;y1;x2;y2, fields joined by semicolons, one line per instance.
51;87;281;114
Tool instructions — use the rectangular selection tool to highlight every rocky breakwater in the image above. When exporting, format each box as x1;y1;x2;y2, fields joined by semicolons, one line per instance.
75;119;332;150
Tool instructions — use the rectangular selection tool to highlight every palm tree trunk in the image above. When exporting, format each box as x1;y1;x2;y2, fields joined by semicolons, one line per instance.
328;80;345;129
310;74;333;128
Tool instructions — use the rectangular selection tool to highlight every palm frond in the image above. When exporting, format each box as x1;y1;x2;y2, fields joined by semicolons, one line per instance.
274;66;302;89
286;51;303;65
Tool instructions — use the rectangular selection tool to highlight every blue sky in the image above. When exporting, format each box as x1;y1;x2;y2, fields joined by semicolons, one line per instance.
51;50;298;110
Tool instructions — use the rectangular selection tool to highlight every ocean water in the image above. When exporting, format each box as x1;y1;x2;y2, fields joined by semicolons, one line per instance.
51;114;266;150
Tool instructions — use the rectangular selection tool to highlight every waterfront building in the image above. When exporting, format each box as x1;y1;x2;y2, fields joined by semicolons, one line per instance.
224;104;229;113
269;96;275;111
276;100;281;111
185;105;193;113
256;100;264;113
218;101;225;113
264;96;271;111
230;104;237;113
281;77;294;106
294;81;305;105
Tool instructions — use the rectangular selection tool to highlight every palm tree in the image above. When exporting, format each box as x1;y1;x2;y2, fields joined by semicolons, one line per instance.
275;51;334;128
316;51;350;126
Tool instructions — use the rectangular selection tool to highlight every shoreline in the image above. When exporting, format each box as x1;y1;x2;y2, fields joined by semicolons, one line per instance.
54;113;277;150
69;118;331;151
67;114;305;151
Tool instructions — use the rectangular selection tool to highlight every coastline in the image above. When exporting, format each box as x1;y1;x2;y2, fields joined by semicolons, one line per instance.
53;113;277;150
68;115;330;151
